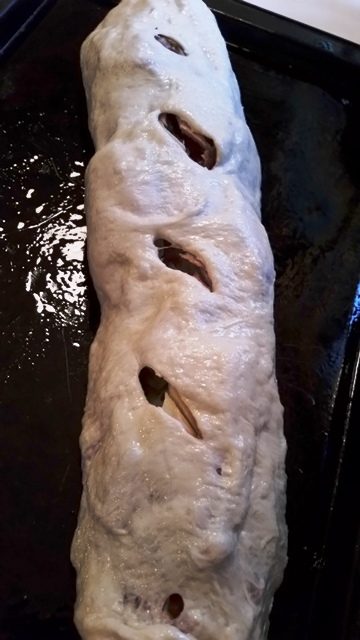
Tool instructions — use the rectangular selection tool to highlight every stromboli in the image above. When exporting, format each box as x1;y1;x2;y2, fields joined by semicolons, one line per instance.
71;0;288;638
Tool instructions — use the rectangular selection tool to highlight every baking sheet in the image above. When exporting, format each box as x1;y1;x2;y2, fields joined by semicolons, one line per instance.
0;1;359;638
0;0;57;58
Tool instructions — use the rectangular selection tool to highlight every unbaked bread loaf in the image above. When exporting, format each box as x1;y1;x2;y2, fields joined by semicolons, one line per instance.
71;1;288;638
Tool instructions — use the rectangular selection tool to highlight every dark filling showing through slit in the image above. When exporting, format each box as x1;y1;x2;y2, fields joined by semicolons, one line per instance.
154;34;187;56
154;238;213;291
159;113;216;169
139;366;168;407
163;593;184;619
139;367;202;439
167;385;203;440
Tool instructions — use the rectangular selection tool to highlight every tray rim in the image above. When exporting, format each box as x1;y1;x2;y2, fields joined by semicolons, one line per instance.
0;0;57;60
206;0;360;67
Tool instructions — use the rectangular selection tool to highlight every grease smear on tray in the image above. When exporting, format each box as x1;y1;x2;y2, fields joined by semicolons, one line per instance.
1;149;88;330
23;160;87;327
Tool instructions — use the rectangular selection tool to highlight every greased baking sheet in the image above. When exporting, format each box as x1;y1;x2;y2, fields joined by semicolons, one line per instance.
0;1;359;639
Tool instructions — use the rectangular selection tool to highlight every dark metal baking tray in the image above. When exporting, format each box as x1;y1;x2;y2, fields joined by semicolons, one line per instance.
0;1;359;638
0;0;56;59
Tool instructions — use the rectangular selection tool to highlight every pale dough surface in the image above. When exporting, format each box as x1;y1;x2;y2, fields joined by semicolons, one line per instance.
71;1;288;638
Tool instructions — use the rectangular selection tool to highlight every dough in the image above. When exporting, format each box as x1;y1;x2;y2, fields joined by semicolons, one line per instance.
71;0;287;638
